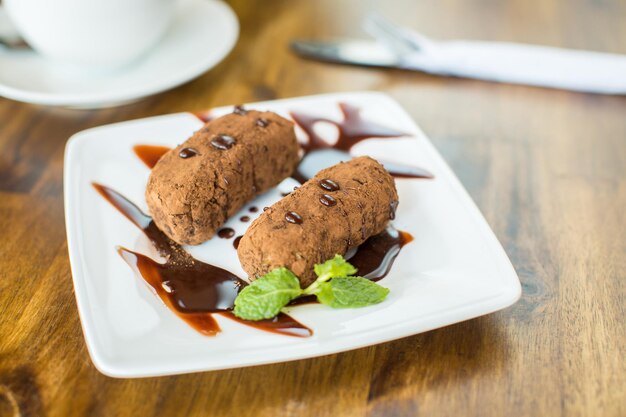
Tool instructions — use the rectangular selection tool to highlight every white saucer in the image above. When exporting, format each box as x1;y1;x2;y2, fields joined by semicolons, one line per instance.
0;0;238;108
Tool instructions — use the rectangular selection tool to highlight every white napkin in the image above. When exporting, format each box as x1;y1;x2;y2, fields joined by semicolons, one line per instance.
400;39;626;94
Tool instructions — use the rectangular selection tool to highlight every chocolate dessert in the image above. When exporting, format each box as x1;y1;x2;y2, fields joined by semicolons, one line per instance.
145;109;299;245
237;156;399;287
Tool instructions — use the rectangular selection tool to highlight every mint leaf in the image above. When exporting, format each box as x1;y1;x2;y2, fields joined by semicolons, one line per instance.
234;255;390;320
304;254;358;295
313;254;357;281
316;277;389;308
233;268;303;321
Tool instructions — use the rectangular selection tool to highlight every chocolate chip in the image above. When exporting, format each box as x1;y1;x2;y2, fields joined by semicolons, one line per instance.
179;148;198;158
319;179;340;191
211;134;236;150
233;105;248;115
285;211;303;224
320;194;337;207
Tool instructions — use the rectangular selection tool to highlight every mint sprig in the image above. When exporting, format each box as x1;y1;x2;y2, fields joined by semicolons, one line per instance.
233;255;390;321
316;277;390;308
233;268;302;320
303;254;357;295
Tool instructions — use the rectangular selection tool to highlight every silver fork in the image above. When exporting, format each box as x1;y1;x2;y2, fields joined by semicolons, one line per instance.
360;12;626;94
362;13;433;56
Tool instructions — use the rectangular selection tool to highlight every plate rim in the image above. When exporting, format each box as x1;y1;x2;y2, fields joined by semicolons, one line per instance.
64;91;521;378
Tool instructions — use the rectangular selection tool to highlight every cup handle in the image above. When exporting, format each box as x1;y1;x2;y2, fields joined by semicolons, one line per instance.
0;4;25;48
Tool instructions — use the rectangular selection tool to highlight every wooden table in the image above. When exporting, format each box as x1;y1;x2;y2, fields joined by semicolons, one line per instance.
1;0;624;416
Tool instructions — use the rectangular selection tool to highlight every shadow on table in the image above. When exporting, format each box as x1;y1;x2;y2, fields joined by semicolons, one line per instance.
173;314;514;417
365;315;513;409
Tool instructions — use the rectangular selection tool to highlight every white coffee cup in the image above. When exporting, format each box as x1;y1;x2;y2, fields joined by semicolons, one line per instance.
3;0;177;68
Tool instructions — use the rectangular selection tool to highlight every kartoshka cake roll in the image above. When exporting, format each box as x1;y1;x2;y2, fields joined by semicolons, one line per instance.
146;109;299;245
237;156;399;287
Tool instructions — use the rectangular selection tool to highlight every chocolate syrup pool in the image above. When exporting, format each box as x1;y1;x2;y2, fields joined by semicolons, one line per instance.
93;183;312;338
133;144;170;169
349;229;413;281
290;102;434;183
94;182;413;336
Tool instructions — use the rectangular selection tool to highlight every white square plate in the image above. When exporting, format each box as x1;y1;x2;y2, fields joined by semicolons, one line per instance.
64;92;521;378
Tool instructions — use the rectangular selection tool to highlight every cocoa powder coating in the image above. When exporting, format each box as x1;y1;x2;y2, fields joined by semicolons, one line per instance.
145;110;299;245
237;156;398;286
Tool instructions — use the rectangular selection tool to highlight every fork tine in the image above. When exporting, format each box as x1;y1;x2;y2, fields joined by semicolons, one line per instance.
363;13;432;54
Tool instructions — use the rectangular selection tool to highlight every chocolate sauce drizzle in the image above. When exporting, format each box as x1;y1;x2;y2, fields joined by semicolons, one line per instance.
133;145;170;169
93;183;312;337
292;103;406;153
290;102;434;183
349;229;414;281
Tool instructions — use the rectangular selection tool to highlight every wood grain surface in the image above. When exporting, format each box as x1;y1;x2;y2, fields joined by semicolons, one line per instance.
1;0;625;416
